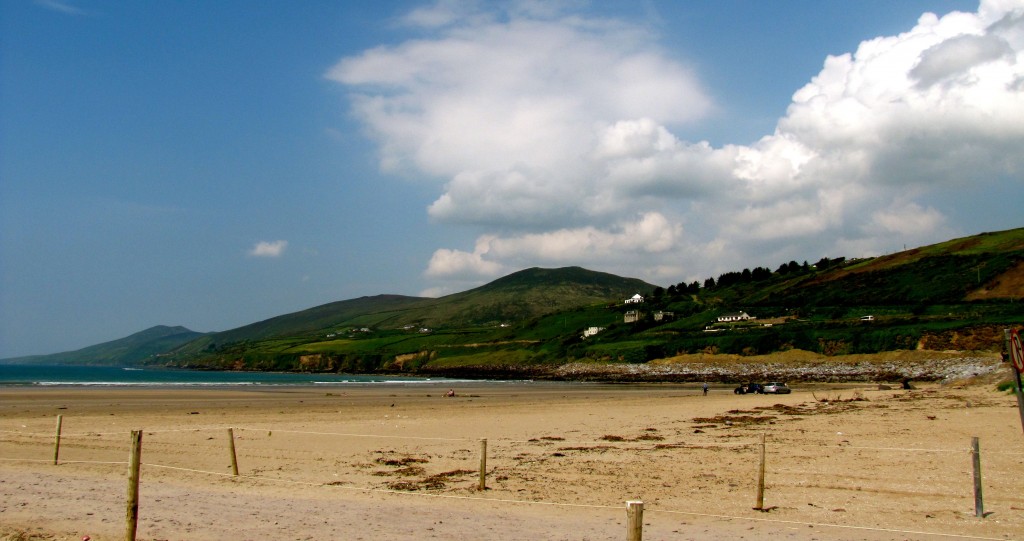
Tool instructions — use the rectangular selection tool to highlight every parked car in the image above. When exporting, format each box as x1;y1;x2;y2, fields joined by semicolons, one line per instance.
763;382;791;394
734;383;764;394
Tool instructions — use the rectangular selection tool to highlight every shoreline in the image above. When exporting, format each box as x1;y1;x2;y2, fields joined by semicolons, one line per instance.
2;349;1007;387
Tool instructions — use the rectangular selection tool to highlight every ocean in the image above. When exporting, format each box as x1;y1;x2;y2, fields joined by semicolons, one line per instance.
0;364;466;387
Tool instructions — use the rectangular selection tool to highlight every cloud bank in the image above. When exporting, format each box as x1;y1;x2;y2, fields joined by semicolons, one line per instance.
329;0;1024;294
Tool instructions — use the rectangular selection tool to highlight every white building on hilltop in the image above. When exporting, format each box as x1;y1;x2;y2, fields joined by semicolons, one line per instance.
717;311;751;322
624;293;644;304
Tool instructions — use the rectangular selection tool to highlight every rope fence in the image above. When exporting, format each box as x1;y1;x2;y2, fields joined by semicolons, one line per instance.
9;427;1022;455
2;415;1021;540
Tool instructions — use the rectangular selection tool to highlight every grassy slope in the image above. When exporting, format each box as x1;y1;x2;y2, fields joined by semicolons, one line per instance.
750;228;1024;307
32;228;1023;370
173;229;1023;370
389;266;655;328
163;267;657;367
2;326;207;366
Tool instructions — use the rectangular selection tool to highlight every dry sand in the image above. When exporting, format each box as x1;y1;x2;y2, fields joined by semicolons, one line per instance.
1;380;1022;540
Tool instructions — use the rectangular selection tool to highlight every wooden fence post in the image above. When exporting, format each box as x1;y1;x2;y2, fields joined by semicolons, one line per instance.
125;430;142;541
52;415;62;465
626;500;643;541
972;437;984;518
227;427;239;476
754;432;766;510
478;438;487;491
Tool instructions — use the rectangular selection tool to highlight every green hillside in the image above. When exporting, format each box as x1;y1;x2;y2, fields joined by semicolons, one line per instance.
160;228;1020;374
159;266;657;371
177;294;430;354
172;266;653;353
404;266;654;327
10;228;1022;375
759;228;1024;307
1;325;207;366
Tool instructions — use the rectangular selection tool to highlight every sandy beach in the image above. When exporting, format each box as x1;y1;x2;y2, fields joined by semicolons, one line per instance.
1;380;1022;540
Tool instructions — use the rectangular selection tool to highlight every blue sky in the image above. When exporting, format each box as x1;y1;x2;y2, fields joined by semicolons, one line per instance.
2;0;1021;357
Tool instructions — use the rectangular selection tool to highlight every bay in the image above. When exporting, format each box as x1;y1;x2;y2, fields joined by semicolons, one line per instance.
0;364;464;387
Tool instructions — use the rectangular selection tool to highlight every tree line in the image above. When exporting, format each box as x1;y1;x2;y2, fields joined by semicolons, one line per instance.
659;257;847;298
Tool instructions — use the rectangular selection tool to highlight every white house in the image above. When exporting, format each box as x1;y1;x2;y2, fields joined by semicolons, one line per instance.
624;293;644;304
717;311;751;322
624;310;641;323
653;311;674;321
581;326;605;338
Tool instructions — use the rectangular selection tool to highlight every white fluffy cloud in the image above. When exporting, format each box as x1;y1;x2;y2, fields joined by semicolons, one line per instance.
248;240;288;258
425;236;504;280
328;3;711;228
332;0;1024;289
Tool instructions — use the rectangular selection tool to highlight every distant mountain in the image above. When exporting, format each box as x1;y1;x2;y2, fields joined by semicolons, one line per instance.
171;267;657;357
0;325;207;366
192;294;429;345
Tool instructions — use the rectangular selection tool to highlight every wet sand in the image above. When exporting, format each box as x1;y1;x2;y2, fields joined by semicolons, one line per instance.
1;381;1022;540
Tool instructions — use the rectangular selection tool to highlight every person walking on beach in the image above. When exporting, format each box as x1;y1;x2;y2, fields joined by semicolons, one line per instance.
702;382;709;396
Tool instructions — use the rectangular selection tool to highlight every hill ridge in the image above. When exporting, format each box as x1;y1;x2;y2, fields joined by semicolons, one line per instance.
1;325;206;365
6;227;1022;369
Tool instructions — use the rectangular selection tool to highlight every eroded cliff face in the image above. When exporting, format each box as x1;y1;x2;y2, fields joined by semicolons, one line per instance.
918;325;1010;352
386;351;435;371
298;354;335;372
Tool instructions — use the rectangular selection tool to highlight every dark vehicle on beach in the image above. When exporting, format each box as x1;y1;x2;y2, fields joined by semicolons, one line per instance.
762;382;791;394
734;383;763;394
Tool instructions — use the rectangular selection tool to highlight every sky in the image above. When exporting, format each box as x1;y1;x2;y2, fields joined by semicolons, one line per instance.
2;0;1022;358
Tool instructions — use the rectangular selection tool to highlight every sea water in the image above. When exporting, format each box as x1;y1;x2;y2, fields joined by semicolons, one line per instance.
0;364;465;387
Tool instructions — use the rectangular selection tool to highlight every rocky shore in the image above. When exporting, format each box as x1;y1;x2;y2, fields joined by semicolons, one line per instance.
417;350;1009;384
551;355;1003;383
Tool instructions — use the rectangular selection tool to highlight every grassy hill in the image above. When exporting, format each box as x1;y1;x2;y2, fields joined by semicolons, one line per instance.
754;228;1024;307
0;325;206;366
608;228;1023;362
177;266;652;350
161;228;1020;374
161;266;657;371
404;266;654;327
11;228;1022;375
177;294;430;354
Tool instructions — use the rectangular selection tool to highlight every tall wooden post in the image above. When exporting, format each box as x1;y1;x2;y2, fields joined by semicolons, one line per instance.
626;500;644;541
1014;367;1024;436
971;437;984;518
125;430;142;541
754;433;766;510
1004;329;1024;435
478;438;487;491
52;415;63;465
227;427;239;476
